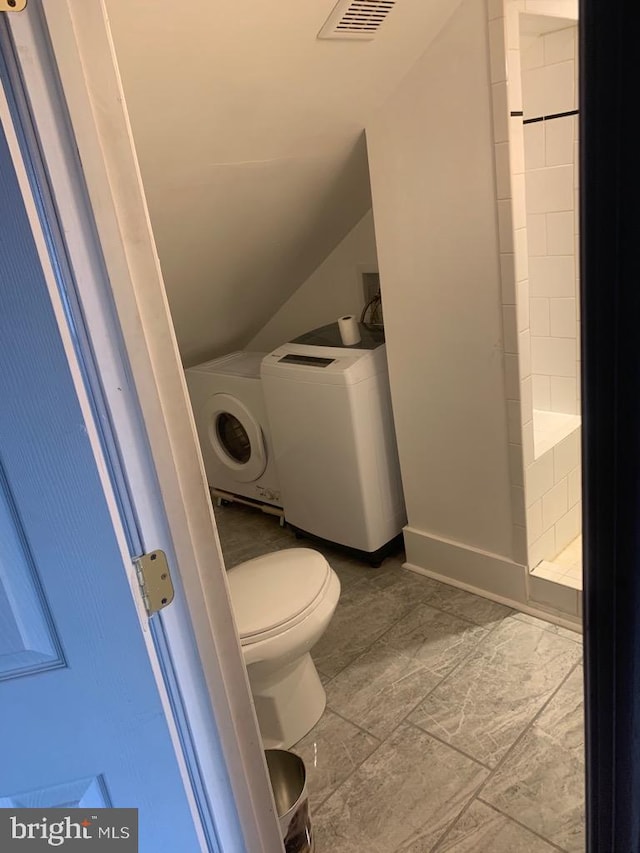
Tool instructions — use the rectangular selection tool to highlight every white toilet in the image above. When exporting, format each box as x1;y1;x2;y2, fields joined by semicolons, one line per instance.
226;548;340;749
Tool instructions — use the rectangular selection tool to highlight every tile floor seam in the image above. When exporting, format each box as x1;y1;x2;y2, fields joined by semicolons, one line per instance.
425;657;582;853
466;659;583;847
474;796;570;853
392;579;517;628
315;600;427;681
512;612;583;643
403;719;493;771
395;611;511;724
323;635;484;746
418;761;494;853
323;705;383;744
321;606;513;748
310;721;397;817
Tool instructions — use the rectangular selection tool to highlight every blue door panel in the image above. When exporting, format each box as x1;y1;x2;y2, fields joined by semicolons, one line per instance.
0;101;201;850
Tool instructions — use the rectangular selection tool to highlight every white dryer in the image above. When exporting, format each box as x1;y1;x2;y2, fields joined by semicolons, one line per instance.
260;323;406;564
185;352;282;508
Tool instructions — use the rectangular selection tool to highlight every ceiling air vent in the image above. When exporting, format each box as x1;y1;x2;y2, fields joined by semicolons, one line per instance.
318;0;397;41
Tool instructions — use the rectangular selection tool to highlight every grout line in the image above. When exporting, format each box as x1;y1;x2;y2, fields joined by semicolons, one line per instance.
312;617;512;816
322;706;382;745
315;599;426;681
470;661;584;830
403;719;493;771
429;661;583;853
474;798;570;852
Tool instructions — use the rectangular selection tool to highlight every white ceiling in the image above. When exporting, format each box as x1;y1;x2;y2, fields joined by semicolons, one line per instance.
105;0;460;365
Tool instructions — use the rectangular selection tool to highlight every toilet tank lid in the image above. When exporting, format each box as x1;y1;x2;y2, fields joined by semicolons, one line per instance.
226;548;331;639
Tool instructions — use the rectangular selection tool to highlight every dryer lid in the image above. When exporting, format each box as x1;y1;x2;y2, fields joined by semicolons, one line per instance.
226;549;331;640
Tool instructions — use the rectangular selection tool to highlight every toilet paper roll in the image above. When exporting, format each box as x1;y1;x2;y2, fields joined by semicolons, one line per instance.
338;315;361;346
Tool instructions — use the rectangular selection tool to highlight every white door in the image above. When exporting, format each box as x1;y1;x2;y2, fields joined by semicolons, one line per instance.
0;46;207;853
0;6;283;852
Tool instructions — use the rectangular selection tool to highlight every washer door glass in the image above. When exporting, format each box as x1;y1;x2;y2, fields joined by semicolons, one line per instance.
204;393;267;482
216;412;251;464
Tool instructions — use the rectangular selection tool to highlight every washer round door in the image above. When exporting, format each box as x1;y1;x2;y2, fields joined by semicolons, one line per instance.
203;393;267;482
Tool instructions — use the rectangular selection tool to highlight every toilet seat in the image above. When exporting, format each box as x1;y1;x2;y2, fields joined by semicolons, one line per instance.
227;548;331;644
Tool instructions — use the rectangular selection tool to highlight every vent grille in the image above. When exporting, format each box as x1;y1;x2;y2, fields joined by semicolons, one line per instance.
318;0;397;41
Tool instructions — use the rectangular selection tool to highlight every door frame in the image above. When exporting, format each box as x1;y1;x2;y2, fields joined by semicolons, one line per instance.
3;3;283;851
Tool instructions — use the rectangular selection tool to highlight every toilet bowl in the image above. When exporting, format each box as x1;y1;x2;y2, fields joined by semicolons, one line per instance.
226;548;340;748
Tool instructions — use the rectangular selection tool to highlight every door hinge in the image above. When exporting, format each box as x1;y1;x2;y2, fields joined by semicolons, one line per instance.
0;1;27;12
134;550;175;615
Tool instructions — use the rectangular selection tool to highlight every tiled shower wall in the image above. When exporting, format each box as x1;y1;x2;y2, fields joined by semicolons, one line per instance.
487;0;580;571
522;25;580;415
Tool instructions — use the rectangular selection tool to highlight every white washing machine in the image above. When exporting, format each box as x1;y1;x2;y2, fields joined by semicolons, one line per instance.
260;323;406;563
185;352;282;508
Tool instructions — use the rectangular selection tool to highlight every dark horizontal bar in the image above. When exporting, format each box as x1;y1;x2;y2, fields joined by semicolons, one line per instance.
523;108;579;124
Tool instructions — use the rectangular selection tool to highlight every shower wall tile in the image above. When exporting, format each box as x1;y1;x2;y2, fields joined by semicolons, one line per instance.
524;122;545;170
521;375;533;423
514;227;529;281
525;164;573;214
527;498;543;543
542;479;568;530
555;503;581;554
511;173;527;229
543;25;576;65
550;376;577;414
525;453;554;506
568;467;581;508
516;282;530;331
505;2;523;51
529;255;575;297
529;526;555;569
530;298;550;336
522;61;574;118
532;375;551;410
518;330;532;378
498;199;515;252
507;48;523;111
495;142;512;200
547;211;574;254
520;31;544;70
509;443;525;487
531;336;576;376
527;214;547;255
522;420;534;466
553;430;580;482
509;116;526;174
492;81;510;143
549;298;576;338
545;116;574;166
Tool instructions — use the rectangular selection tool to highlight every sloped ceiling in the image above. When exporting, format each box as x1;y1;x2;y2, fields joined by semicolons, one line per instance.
105;0;460;366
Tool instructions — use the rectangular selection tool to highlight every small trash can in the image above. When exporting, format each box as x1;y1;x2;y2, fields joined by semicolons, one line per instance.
265;749;314;853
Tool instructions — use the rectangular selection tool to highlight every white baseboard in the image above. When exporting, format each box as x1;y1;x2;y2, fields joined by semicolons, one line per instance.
402;525;582;632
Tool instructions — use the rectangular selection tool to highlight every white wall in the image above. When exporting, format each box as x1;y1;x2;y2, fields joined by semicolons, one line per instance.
105;0;463;367
248;211;378;353
367;0;518;577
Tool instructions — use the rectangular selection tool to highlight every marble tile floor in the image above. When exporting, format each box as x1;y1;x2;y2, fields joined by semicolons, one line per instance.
213;500;585;853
